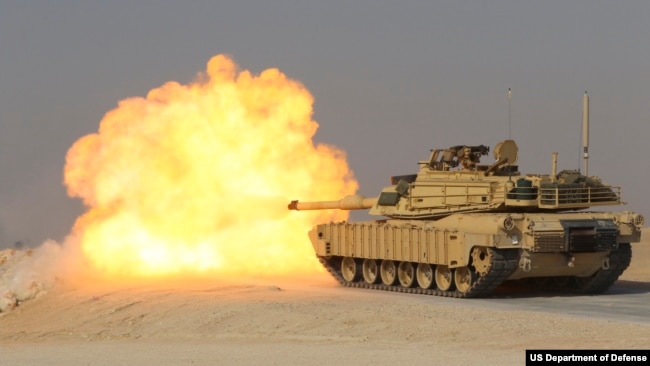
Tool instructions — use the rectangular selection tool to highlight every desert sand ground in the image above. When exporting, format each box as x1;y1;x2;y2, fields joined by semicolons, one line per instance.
1;231;649;365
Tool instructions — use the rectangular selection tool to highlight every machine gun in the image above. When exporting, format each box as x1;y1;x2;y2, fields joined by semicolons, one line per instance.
423;144;490;171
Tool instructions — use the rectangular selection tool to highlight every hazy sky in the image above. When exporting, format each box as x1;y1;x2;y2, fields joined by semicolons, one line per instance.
1;1;649;246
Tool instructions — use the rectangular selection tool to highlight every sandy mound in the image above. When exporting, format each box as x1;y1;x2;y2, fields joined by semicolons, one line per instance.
0;248;55;312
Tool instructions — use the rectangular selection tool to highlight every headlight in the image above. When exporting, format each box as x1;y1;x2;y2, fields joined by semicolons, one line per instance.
499;216;515;231
634;214;645;228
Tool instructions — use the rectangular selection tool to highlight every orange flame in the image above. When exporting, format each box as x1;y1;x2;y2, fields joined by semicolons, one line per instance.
64;55;357;281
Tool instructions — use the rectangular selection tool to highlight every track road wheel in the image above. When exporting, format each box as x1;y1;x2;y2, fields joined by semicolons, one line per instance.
341;257;359;282
471;247;492;276
435;265;455;291
416;263;435;289
398;262;416;288
362;259;380;284
454;266;476;294
380;260;398;286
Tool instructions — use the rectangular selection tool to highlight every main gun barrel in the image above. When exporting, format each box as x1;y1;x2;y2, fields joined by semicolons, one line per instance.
288;194;377;211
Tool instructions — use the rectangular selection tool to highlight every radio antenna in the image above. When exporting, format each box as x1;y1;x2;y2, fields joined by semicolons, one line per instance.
506;88;513;182
508;88;512;139
582;91;589;176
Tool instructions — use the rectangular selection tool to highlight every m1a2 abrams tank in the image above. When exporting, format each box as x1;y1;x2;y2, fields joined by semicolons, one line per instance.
288;96;643;298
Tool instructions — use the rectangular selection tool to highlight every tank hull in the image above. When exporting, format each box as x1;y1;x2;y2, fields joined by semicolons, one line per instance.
309;211;639;297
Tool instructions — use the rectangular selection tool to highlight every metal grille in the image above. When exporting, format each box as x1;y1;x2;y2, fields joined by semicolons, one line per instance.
569;230;617;252
562;220;619;252
533;232;565;252
596;232;618;248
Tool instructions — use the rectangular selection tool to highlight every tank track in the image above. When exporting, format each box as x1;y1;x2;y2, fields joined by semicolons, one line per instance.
508;243;632;295
571;243;632;294
319;249;519;299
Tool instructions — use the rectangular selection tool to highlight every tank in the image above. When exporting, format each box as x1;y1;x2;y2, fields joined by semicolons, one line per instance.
288;98;643;298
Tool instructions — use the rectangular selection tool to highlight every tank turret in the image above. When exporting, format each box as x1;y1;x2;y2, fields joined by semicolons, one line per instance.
288;96;643;298
290;139;624;220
